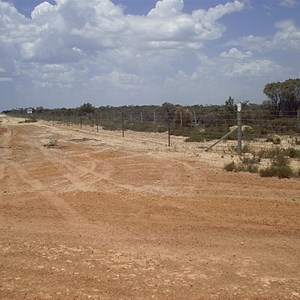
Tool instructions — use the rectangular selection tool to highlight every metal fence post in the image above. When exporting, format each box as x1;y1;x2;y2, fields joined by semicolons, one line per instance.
130;112;133;123
121;112;125;137
168;112;171;147
297;109;300;130
96;113;99;133
237;103;242;156
180;111;183;126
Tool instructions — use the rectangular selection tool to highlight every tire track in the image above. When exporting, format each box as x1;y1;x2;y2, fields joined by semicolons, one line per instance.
4;125;89;225
9;160;89;225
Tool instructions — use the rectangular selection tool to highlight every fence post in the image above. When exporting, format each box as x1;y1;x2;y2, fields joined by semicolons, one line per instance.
193;111;197;125
180;111;183;126
141;112;144;123
297;109;300;130
167;112;171;147
153;112;156;124
237;103;242;156
121;112;125;137
96;113;99;133
130;112;133;123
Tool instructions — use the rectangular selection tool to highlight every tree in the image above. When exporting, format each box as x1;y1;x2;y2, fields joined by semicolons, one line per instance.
219;96;237;123
157;102;176;122
35;106;44;114
264;79;300;116
78;103;95;115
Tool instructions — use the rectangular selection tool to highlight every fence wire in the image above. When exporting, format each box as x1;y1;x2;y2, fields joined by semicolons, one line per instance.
7;108;300;154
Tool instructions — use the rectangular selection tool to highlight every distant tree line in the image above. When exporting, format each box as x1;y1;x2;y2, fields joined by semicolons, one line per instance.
2;78;300;138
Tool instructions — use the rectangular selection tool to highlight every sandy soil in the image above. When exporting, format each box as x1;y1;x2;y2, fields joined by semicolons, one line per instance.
0;114;300;300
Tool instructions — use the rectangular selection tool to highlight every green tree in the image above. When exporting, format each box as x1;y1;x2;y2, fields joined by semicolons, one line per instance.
78;103;95;115
263;79;300;116
220;96;237;123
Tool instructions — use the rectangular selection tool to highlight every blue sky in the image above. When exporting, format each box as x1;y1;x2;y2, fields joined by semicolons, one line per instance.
0;0;299;111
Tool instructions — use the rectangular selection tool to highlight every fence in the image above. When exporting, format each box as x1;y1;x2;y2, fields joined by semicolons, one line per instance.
8;107;300;155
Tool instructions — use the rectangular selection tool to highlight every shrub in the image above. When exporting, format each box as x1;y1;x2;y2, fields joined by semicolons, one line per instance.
224;161;236;172
266;136;281;144
273;151;289;167
242;162;259;173
223;159;259;174
242;144;252;153
285;147;300;159
260;165;292;179
258;148;283;160
259;151;293;179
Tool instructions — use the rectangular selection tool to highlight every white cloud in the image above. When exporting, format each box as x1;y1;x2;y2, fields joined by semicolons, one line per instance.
92;70;145;90
0;0;246;65
230;59;282;76
279;0;297;7
274;20;300;50
0;77;13;82
228;19;300;52
148;0;184;17
220;48;253;59
4;0;290;109
31;1;55;19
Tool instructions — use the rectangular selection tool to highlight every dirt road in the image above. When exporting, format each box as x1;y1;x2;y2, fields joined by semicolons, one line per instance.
0;115;299;299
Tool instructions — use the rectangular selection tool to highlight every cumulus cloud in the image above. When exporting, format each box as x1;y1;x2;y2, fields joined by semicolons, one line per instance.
220;48;253;59
0;0;248;92
228;19;300;52
274;20;300;50
148;0;184;17
230;59;282;76
0;0;246;64
5;0;288;108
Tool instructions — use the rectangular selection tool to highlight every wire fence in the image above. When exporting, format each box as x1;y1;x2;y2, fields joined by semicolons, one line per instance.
8;107;300;154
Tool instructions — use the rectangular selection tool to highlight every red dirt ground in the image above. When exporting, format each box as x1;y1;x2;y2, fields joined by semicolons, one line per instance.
0;115;299;299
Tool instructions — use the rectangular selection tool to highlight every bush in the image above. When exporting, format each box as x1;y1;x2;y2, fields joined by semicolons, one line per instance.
224;161;236;172
260;165;292;179
285;147;300;159
242;144;252;153
224;159;259;173
242;163;259;173
273;151;289;167
259;151;293;179
266;136;281;144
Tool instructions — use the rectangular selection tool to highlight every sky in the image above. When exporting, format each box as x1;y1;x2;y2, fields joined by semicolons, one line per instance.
0;0;299;111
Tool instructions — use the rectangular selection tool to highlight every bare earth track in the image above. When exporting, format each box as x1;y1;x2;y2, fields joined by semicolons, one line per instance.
0;115;299;299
